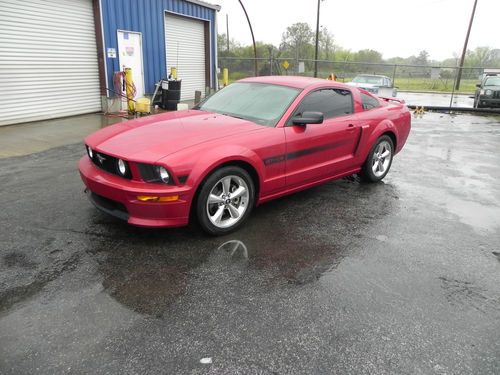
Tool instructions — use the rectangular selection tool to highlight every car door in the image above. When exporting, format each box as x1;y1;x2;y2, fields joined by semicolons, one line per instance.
284;88;361;188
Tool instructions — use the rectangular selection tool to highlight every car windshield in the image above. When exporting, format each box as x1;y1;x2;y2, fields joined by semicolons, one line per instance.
352;76;384;85
197;82;301;127
484;76;500;86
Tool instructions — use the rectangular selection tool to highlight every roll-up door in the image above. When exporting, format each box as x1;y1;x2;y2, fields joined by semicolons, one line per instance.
0;0;101;126
165;13;206;101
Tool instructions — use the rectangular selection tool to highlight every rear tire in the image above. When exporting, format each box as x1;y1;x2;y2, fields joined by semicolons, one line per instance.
196;166;255;236
360;135;394;182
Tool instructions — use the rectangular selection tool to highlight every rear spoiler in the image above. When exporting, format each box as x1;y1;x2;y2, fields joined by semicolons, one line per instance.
379;96;406;105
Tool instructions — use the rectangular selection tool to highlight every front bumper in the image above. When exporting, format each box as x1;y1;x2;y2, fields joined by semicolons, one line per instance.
478;97;500;108
79;156;192;227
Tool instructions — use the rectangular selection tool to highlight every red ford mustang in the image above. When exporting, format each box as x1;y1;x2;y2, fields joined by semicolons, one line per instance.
79;76;411;235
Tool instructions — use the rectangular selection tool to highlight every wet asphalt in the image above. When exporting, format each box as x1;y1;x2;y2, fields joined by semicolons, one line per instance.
1;112;500;374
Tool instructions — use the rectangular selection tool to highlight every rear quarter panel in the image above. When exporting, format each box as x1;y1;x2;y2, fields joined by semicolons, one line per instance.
353;92;411;164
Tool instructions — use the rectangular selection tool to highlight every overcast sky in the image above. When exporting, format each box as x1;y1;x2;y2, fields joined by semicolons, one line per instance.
214;0;498;61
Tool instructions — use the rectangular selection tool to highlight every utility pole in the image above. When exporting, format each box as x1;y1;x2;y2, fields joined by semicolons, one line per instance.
238;0;258;77
226;14;230;52
314;0;322;77
455;0;478;90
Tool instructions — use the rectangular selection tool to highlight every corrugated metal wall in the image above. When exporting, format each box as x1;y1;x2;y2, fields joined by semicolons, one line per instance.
101;0;216;95
0;0;101;126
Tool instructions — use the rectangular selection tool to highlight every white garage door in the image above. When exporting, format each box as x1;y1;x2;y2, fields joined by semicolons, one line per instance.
165;13;206;101
0;0;101;126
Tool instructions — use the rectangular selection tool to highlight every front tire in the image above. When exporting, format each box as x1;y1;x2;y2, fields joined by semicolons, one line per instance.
196;166;255;235
360;135;394;182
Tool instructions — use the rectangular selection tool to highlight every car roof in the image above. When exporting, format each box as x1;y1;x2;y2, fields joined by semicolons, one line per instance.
355;74;390;79
239;75;353;90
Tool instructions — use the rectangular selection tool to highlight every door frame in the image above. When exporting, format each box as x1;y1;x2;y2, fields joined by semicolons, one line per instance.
163;10;212;91
116;29;145;98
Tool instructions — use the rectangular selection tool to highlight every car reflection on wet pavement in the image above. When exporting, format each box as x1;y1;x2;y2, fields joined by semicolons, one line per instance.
0;113;500;374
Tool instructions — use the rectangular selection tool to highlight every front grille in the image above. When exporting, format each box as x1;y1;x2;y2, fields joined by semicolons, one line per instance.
90;152;132;179
493;91;500;99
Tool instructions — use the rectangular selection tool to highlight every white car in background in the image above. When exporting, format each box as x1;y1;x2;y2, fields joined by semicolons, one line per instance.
347;74;397;97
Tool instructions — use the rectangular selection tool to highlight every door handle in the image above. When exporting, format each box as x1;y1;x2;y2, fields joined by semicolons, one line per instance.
347;124;355;132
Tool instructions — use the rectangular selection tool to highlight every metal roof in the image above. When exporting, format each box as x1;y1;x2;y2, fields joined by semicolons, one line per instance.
186;0;221;11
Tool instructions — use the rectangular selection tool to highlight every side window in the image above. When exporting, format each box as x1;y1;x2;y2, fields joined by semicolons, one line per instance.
291;89;353;122
361;93;380;110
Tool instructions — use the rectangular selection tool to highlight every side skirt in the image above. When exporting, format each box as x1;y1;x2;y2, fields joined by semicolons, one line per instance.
256;167;361;206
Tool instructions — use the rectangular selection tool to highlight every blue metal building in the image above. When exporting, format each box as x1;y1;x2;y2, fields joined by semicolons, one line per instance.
97;0;220;101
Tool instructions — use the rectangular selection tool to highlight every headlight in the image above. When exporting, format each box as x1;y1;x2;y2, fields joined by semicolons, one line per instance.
117;159;128;176
485;89;493;96
87;146;93;159
157;166;170;183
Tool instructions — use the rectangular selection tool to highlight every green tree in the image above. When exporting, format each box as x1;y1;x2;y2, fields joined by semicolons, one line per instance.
280;22;314;60
353;49;383;63
414;50;430;66
319;27;336;60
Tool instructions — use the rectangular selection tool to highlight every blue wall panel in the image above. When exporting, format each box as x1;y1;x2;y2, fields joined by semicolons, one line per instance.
101;0;216;95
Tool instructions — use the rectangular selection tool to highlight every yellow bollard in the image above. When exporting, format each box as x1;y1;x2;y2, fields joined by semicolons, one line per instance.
222;68;229;87
170;67;177;79
124;67;135;114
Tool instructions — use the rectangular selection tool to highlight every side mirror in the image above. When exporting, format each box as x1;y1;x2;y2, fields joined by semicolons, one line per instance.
476;84;481;88
292;111;324;126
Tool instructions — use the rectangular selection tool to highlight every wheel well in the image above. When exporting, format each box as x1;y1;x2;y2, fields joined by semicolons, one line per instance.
189;160;261;220
382;131;397;151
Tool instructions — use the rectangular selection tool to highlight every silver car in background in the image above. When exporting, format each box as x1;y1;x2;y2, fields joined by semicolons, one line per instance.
347;74;397;97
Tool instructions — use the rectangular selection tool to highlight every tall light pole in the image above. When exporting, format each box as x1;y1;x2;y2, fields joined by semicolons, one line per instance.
226;14;230;52
238;0;258;77
455;0;478;90
314;0;322;77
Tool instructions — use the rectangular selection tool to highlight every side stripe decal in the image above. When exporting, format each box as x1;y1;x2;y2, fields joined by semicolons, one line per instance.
263;139;350;166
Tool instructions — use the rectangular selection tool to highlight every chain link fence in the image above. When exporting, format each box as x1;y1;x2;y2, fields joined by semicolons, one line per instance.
218;57;497;93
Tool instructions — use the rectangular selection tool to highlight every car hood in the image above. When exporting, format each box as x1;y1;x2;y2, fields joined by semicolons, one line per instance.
483;85;500;91
85;110;265;162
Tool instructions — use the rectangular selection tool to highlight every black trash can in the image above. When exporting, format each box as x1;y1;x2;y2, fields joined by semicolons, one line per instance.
161;79;181;110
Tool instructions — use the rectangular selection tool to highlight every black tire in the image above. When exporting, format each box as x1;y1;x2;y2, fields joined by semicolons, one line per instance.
360;135;394;182
196;166;255;235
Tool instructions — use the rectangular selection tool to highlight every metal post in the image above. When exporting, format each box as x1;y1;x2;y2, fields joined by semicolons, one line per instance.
314;0;321;77
238;0;258;77
455;0;478;90
124;67;135;115
392;64;397;85
449;65;459;113
226;14;230;52
269;46;273;76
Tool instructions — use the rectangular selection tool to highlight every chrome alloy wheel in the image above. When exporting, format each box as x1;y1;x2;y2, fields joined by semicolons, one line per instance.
206;175;250;229
372;140;392;178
